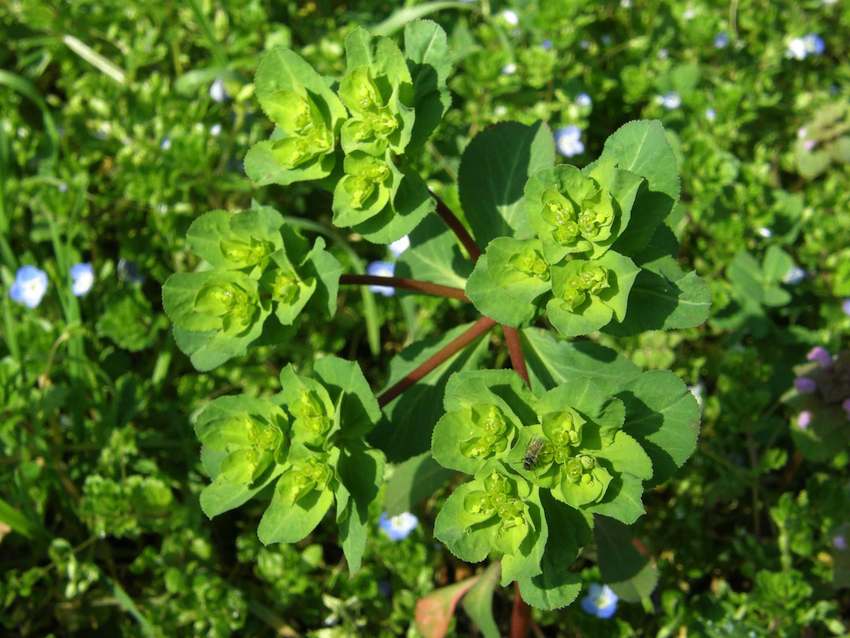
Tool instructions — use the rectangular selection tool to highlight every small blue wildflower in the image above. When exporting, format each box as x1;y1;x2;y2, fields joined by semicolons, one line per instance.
756;227;772;238
388;235;410;258
804;34;825;55
705;107;717;121
500;9;519;26
657;91;681;109
797;410;812;429
58;182;68;193
210;123;223;137
783;266;806;284
541;39;553;50
576;93;592;107
9;265;48;309
714;32;730;48
554;125;584;158
379;512;418;541
834;535;848;550
657;48;669;60
70;263;95;297
581;584;618;619
160;137;172;151
367;261;395;296
843;298;850;316
209;78;228;103
501;62;517;76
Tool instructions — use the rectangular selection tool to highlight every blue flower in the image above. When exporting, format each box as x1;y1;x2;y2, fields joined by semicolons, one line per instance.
209;78;228;102
843;298;850;316
714;32;729;48
9;265;48;309
379;512;418;541
541;39;553;50
783;266;806;284
70;263;95;297
388;235;410;258
705;107;717;121
804;34;825;55
367;261;395;296
581;584;618;619
657;92;681;109
160;137;172;151
576;93;592;107
554;125;584;158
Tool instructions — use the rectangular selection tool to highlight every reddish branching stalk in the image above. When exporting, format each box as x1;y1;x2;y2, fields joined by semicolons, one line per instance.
431;190;482;263
377;316;496;407
340;274;469;302
502;326;530;386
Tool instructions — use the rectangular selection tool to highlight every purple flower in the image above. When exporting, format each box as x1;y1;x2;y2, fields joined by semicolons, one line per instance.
714;32;730;48
541;39;553;50
9;265;48;308
794;377;817;394
804;34;825;55
70;263;94;297
581;584;618;619
834;535;847;551
842;299;850;316
366;261;395;296
806;347;832;368
797;411;812;429
554;125;584;157
379;512;418;541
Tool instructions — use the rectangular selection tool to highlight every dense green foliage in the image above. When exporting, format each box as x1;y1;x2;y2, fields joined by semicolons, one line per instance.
2;1;850;636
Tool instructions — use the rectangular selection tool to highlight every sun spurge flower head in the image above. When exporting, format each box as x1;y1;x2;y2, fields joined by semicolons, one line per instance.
245;48;348;186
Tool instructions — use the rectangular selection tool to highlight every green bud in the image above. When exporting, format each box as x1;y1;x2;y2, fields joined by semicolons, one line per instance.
340;66;386;113
342;156;391;209
579;263;609;294
484;471;512;496
290;390;333;446
541;189;582;247
509;246;550;280
270;268;302;305
541;408;585;448
463;490;495;516
560;280;588;311
281;457;332;504
194;281;258;335
459;405;514;460
219;237;275;269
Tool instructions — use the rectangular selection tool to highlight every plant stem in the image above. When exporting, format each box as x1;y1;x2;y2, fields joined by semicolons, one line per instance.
502;326;529;385
339;274;470;302
431;190;481;263
377;316;496;407
510;582;532;638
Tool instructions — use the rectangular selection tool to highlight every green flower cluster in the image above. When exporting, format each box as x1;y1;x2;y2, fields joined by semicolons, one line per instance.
432;370;654;588
194;357;384;570
162;205;340;371
245;21;452;243
466;161;643;337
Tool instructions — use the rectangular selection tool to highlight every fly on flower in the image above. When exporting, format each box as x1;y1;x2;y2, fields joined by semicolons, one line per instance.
523;438;546;470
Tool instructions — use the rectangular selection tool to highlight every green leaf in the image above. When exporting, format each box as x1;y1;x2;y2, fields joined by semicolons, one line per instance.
595;432;653;481
370;322;490;462
594;515;658;602
605;256;710;335
372;2;476;37
500;489;548;586
186;207;285;271
460;563;501;638
585;472;646;524
0;497;41;540
303;236;342;317
466;237;552;326
353;167;435;244
459;121;555;246
433;481;497;564
336;446;384;572
618;370;700;487
517;493;588;609
314;355;382;439
257;475;335;545
601;120;679;256
404;19;452;150
384;452;455;516
395;213;472;288
762;245;794;284
521;327;641;396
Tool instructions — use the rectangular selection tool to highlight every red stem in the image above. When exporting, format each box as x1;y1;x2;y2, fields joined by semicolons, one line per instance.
340;274;469;302
502;326;529;386
510;582;532;638
377;316;496;407
431;190;482;263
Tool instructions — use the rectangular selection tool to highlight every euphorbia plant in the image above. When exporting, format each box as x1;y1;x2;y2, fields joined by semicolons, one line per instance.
163;20;710;636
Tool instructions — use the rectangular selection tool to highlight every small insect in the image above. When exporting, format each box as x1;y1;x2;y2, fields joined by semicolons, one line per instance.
523;438;546;470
